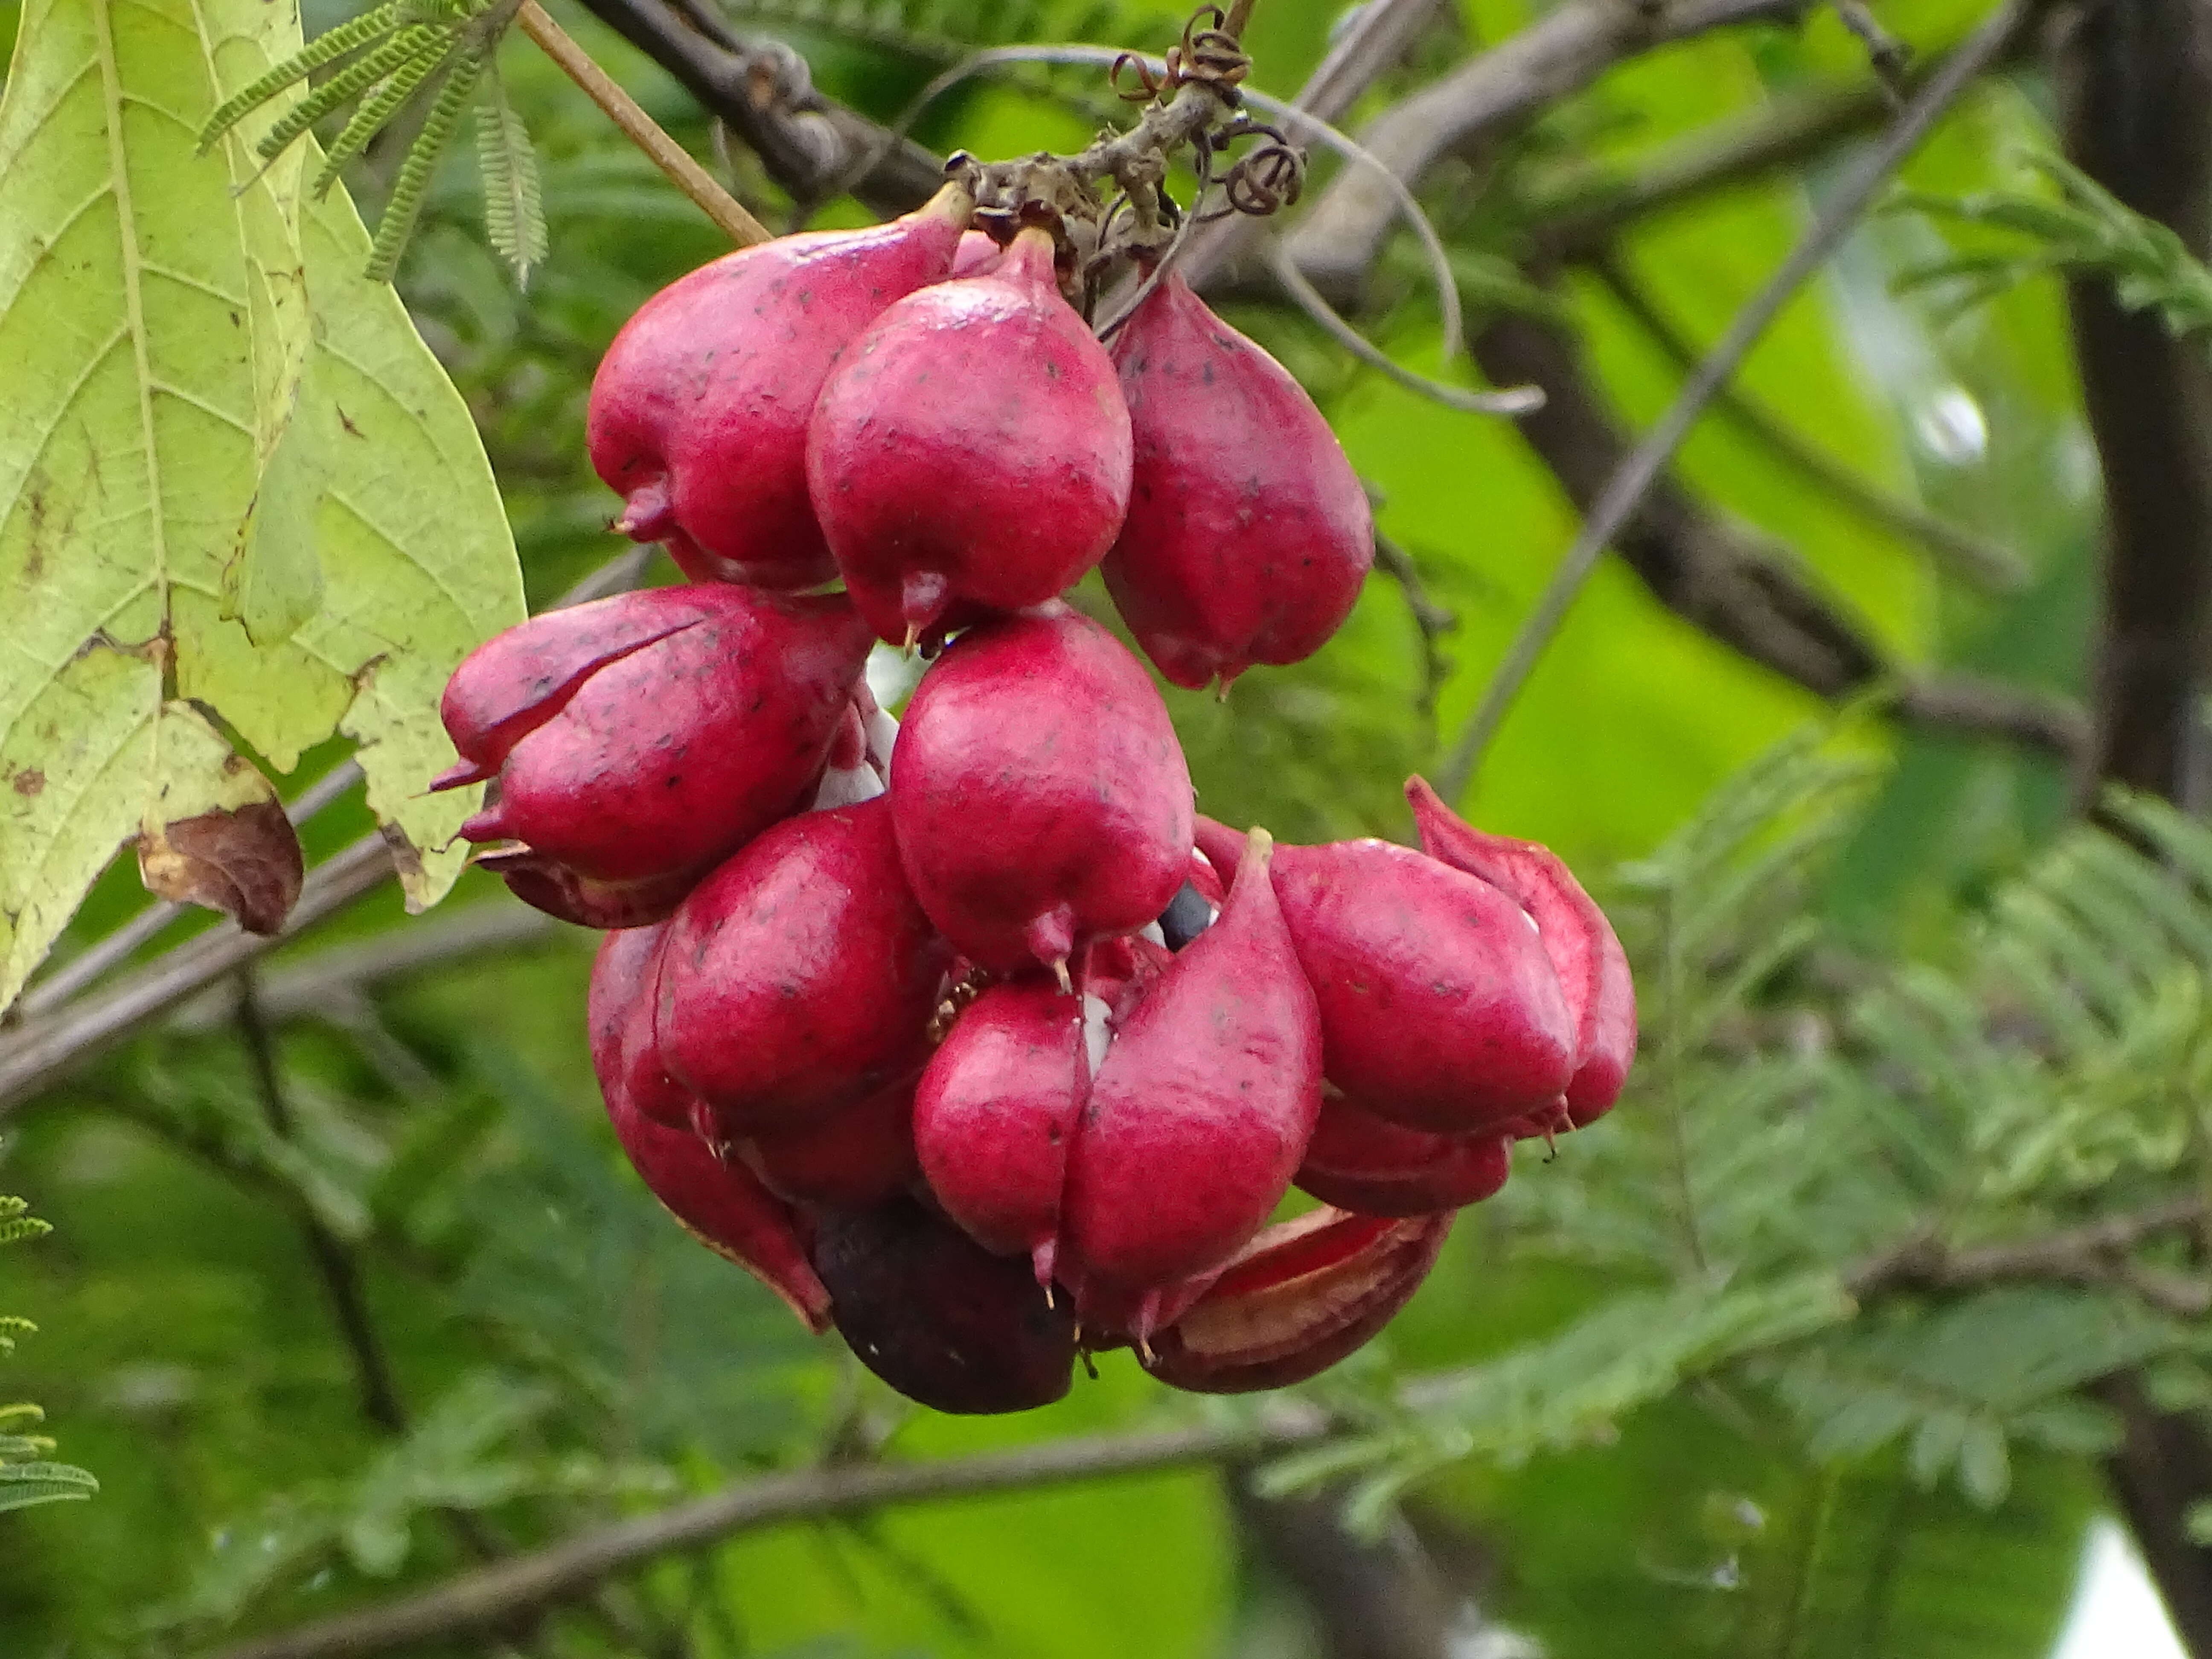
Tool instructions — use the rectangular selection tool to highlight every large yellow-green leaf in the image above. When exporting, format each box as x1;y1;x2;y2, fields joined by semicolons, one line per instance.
0;0;524;1008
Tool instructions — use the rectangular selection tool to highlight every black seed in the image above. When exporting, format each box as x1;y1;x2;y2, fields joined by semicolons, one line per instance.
1158;881;1215;952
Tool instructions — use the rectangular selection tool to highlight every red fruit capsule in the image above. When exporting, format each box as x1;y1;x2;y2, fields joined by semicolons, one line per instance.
736;1076;922;1212
588;928;830;1332
1406;777;1636;1126
1104;272;1374;690
1295;1088;1511;1216
1193;817;1575;1135
1145;1208;1453;1394
806;227;1133;644
949;229;1003;277
588;184;971;588
658;798;952;1140
1061;830;1323;1339
435;586;873;926
912;978;1090;1284
891;607;1193;980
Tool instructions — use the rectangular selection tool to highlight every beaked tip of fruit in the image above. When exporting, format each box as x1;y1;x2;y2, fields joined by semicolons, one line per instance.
457;803;509;843
427;759;492;793
613;481;675;543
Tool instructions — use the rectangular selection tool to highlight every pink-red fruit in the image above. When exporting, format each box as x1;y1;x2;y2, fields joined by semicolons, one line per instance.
1144;1208;1453;1393
950;230;1002;277
1296;1089;1511;1216
806;227;1134;643
658;798;952;1139
436;586;872;926
1105;272;1374;690
891;606;1193;978
737;1077;921;1211
587;185;970;588
913;979;1088;1284
1061;830;1323;1337
1406;777;1636;1126
1194;817;1575;1134
588;928;830;1331
810;1197;1076;1414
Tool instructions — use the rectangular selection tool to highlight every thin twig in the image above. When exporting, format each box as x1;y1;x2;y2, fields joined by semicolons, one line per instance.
198;1411;1333;1659
237;972;410;1433
1285;0;1820;298
1589;253;2030;592
1830;0;1910;92
1437;0;2032;802
859;44;1473;366
1269;239;1538;413
182;1170;2198;1659
1370;532;1458;727
169;903;569;1035
0;838;397;1114
1846;1197;2212;1316
517;0;772;247
1180;0;1447;291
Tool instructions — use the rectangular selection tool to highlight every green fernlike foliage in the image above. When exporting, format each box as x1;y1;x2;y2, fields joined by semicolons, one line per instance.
199;0;547;283
1892;149;2212;344
0;1199;96;1516
1265;729;2212;1543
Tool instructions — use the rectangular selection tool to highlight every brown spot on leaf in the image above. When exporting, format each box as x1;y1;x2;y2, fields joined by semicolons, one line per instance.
11;768;44;797
137;800;304;935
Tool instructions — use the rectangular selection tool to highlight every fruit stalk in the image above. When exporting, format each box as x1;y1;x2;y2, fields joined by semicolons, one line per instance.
518;2;772;248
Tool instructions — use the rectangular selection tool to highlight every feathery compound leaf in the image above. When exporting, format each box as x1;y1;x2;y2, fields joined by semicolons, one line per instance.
1259;1273;1855;1519
473;66;547;285
254;25;460;164
0;1200;92;1510
367;55;487;283
198;2;413;150
1759;1289;2171;1505
1892;150;2212;346
0;1462;100;1512
312;42;451;198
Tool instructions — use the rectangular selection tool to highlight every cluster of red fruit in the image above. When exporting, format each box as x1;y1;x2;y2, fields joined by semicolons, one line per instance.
433;180;1636;1413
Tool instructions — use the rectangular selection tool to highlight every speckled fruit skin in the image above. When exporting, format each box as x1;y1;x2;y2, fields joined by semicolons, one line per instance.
584;914;691;1131
588;927;830;1332
1406;776;1636;1126
1144;1208;1453;1394
1295;1089;1511;1216
658;797;952;1139
891;606;1193;977
1194;817;1575;1135
1060;832;1322;1338
1103;272;1374;690
736;1077;921;1211
805;227;1134;643
435;585;873;921
913;979;1087;1282
810;1197;1076;1414
587;186;970;589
